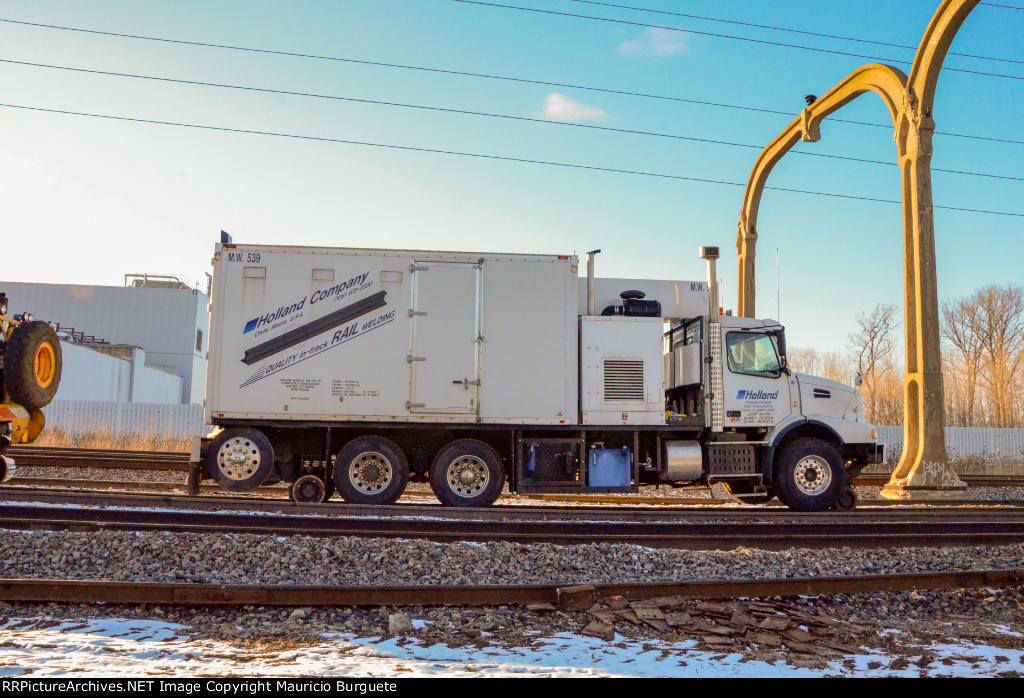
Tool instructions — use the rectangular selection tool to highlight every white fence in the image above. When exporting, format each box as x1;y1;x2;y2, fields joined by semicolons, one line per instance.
877;426;1024;463
42;400;206;438
34;402;1024;462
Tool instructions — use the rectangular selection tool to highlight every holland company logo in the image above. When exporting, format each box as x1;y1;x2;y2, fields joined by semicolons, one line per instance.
737;389;779;400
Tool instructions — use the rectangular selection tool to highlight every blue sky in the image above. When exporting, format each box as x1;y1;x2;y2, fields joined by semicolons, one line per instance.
0;0;1020;353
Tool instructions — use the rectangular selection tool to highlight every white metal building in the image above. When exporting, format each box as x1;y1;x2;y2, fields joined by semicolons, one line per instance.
0;279;209;405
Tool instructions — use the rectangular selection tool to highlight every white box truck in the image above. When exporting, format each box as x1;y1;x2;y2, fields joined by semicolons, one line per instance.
193;242;883;512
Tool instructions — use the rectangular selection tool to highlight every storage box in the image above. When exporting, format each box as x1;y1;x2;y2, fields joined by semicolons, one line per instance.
587;447;632;487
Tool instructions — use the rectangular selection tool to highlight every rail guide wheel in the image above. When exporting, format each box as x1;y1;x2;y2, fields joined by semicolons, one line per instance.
832;487;858;512
290;474;335;503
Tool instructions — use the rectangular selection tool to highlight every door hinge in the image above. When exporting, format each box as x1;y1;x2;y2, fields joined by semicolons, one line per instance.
452;379;481;386
407;355;426;363
408;310;428;317
406;402;425;409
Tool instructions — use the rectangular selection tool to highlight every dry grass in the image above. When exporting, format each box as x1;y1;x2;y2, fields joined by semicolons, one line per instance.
30;426;191;453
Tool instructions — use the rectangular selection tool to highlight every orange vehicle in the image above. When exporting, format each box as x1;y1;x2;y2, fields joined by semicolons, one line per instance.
0;292;62;480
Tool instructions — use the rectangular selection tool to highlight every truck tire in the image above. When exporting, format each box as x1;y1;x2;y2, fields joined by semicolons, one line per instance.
774;437;847;512
206;427;275;492
5;321;62;409
430;439;505;508
334;436;409;505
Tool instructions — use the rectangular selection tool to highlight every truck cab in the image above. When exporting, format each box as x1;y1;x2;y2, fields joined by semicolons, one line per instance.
663;311;882;510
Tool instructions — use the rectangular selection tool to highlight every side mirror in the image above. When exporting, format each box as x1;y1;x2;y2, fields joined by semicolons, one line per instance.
854;372;863;388
768;329;790;375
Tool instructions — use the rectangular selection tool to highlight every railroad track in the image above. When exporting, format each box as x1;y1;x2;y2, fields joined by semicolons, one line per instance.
5;478;1024;509
4;488;1024;549
2;568;1023;607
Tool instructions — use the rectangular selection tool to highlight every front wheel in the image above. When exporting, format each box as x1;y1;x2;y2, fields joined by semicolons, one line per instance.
5;321;62;409
774;438;847;512
334;436;409;505
430;439;505;507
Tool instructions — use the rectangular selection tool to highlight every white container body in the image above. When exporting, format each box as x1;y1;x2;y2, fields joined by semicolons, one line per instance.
206;245;578;425
580;316;665;426
579;277;709;320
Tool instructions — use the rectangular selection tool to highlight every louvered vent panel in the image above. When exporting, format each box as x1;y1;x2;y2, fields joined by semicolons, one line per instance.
603;359;645;402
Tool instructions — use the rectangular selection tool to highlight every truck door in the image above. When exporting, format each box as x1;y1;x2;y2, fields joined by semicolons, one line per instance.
720;330;792;428
408;262;481;414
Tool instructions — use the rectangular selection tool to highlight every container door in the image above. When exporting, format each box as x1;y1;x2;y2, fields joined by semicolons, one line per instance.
408;262;481;414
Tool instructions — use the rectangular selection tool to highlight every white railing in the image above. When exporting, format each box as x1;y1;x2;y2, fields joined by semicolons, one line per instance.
42;400;205;438
35;402;1024;463
876;426;1024;463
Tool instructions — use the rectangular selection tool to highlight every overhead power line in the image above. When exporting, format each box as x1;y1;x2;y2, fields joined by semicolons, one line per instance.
449;0;1024;81
567;0;1024;66
1;101;1020;218
0;17;1019;147
4;57;1021;183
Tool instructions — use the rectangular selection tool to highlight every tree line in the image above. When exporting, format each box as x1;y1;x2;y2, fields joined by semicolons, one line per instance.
788;284;1024;428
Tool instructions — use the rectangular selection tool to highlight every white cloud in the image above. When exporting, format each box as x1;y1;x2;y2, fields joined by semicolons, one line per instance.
616;27;690;57
538;93;608;122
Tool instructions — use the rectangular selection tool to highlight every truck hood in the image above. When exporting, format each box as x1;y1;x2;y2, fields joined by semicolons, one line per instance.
794;373;858;420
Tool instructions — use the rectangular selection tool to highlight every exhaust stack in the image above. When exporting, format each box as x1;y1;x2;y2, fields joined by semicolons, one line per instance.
586;249;601;316
698;246;719;323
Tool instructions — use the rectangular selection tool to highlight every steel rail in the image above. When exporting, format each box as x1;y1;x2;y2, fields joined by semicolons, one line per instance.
5;487;1024;521
6;498;1024;549
2;568;1024;607
9;446;1024;487
5;480;1023;511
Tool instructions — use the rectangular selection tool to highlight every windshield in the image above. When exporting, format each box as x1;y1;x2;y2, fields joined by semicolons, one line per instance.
726;332;781;379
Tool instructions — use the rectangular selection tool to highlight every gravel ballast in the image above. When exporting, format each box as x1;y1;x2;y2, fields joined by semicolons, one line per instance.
4;529;1024;587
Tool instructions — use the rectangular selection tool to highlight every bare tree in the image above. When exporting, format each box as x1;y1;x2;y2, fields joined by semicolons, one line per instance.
788;348;851;384
975;285;1024;427
847;303;900;424
941;294;986;426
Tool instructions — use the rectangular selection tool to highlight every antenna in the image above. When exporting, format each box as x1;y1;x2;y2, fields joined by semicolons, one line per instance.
776;247;781;321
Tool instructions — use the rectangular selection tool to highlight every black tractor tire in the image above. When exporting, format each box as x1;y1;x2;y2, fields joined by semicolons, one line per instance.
722;481;775;505
774;437;847;512
205;427;275;493
429;439;505;508
5;321;62;409
334;435;409;505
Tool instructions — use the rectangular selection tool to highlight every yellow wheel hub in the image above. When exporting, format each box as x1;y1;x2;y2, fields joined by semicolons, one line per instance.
34;342;56;388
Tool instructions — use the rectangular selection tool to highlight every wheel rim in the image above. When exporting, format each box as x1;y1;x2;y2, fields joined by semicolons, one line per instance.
446;455;489;498
34;342;56;389
349;451;393;495
217;437;261;481
294;476;326;503
793;455;832;496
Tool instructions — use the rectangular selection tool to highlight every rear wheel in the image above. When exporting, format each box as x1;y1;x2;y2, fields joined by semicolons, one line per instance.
5;321;62;409
206;427;275;492
334;436;409;505
430;439;505;508
774;438;846;512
